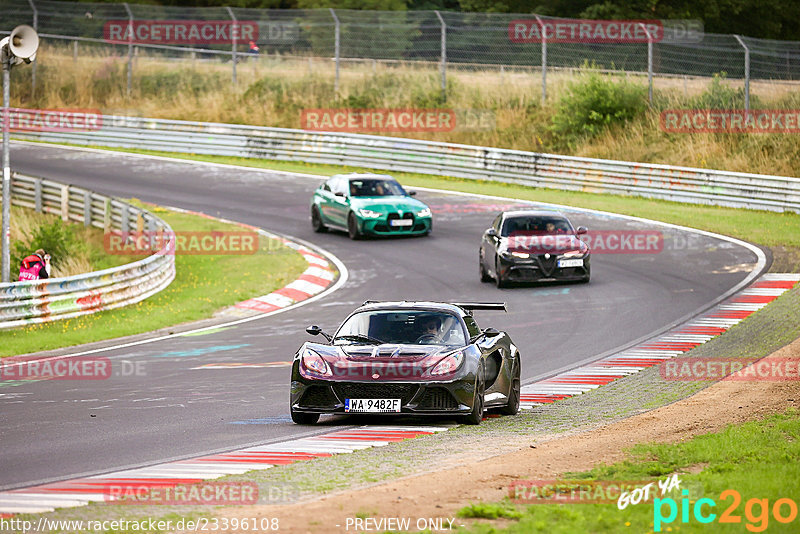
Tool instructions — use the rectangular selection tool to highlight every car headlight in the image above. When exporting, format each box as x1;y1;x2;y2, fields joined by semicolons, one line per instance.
358;209;382;218
429;350;465;376
560;248;587;258
300;347;332;377
511;251;530;259
416;208;432;218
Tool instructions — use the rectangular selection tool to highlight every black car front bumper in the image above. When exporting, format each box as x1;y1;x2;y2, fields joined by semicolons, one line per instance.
498;254;590;282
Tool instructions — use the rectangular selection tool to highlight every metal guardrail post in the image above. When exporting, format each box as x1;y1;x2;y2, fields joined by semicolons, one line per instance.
639;23;654;105
34;177;41;212
734;35;750;113
60;184;69;221
535;15;547;105
83;191;91;227
225;6;237;86
27;0;37;95
330;8;340;94
121;203;129;233
434;11;446;101
1;64;10;283
104;198;111;230
123;2;133;97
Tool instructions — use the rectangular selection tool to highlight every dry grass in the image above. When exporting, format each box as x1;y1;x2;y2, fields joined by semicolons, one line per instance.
12;42;800;177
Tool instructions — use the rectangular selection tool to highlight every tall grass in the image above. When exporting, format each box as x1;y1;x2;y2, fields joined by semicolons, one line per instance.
12;42;800;177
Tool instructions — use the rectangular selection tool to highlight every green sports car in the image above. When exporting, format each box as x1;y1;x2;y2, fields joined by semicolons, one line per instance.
310;173;433;239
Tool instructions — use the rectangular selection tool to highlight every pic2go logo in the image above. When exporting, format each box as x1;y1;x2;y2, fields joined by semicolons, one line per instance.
654;490;798;532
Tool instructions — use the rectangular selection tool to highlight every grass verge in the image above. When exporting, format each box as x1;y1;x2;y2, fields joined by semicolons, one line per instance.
63;145;800;272
0;203;309;357
456;408;800;533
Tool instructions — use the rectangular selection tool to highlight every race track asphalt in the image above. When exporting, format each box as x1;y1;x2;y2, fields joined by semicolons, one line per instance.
0;143;764;489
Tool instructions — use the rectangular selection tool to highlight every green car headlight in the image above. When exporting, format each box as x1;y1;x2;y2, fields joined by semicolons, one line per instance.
416;208;432;218
359;209;382;218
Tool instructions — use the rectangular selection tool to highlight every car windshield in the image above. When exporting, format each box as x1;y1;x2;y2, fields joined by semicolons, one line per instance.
502;215;573;237
349;179;406;197
334;310;467;346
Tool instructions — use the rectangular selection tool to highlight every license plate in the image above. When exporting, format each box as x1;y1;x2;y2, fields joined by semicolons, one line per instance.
390;219;413;227
557;258;584;268
345;398;401;413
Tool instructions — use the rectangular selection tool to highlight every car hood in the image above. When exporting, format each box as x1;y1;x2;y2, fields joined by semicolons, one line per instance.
349;196;429;213
302;342;459;380
505;233;589;255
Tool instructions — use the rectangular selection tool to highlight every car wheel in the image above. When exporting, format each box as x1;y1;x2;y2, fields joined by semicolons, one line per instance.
499;359;521;416
291;409;320;425
495;257;507;289
347;212;361;240
479;251;491;283
311;205;327;233
460;366;485;425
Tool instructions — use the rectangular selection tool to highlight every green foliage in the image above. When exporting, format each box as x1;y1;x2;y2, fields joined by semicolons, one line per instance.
12;219;87;273
458;502;523;520
550;70;647;148
689;72;763;110
138;69;227;98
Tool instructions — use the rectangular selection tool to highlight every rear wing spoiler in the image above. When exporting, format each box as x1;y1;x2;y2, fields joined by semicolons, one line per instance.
452;302;507;313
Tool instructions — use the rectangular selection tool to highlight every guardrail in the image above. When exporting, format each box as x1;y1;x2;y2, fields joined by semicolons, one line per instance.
0;173;176;330
12;114;800;212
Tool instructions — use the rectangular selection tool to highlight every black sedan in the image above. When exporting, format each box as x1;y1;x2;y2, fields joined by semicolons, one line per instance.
290;301;521;425
480;210;591;287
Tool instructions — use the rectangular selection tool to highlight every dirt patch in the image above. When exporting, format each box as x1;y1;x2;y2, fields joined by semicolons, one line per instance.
218;338;800;533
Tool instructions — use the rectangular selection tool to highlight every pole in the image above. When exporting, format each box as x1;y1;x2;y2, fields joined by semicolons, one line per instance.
734;35;750;113
434;10;446;101
330;8;340;93
27;0;37;96
2;63;10;283
535;16;546;104
639;23;653;105
123;2;133;97
226;6;237;85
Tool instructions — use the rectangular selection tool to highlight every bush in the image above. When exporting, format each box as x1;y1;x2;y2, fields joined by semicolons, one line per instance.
550;70;647;148
12;219;87;276
690;73;757;109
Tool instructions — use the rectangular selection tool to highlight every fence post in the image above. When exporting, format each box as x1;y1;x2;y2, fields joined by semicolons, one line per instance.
734;35;750;113
34;178;42;212
73;40;78;63
123;2;133;97
639;23;654;105
27;0;37;96
534;15;546;104
226;6;238;86
330;8;340;93
83;191;92;227
434;10;447;101
60;185;69;222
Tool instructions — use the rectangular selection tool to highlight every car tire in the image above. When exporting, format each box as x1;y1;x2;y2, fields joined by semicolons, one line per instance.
347;212;361;240
460;366;485;425
291;409;320;425
495;257;507;289
498;359;521;416
479;251;492;283
311;205;327;233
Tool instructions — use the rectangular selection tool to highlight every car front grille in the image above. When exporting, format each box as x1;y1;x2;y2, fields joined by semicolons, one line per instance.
299;386;339;407
333;383;419;404
386;212;415;232
418;387;459;410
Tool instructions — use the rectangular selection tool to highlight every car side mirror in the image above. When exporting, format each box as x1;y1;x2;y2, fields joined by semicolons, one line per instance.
576;226;588;235
486;228;498;238
408;191;417;196
306;325;332;342
334;191;345;198
482;327;500;337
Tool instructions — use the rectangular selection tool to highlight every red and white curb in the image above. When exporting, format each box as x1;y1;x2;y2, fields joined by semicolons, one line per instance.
519;273;800;408
161;206;337;316
0;426;451;514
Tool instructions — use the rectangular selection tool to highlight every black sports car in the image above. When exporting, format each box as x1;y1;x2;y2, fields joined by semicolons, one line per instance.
290;301;521;425
480;210;591;287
